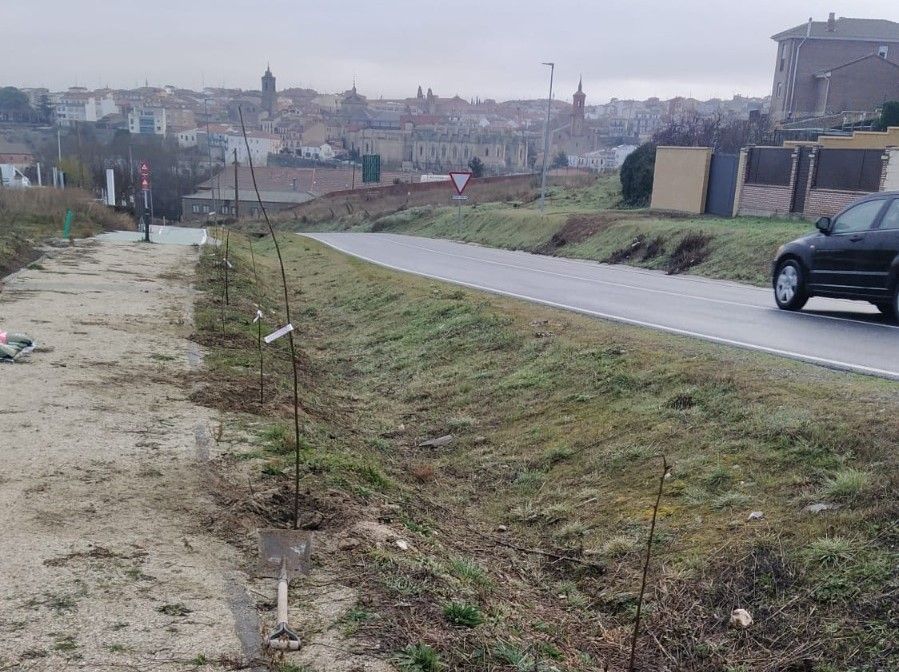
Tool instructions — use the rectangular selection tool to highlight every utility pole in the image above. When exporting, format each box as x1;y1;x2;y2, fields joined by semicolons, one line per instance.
539;61;555;212
204;98;218;219
233;148;239;219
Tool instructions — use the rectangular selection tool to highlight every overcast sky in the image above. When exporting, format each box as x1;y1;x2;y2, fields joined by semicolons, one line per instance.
3;1;897;103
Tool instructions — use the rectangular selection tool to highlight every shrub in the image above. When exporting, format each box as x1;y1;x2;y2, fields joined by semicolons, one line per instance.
443;602;484;627
619;142;656;206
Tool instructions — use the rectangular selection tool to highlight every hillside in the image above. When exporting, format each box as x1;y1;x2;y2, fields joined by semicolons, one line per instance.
191;232;899;671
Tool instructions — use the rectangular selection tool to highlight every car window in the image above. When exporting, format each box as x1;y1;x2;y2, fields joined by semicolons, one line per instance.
877;199;899;230
832;199;885;234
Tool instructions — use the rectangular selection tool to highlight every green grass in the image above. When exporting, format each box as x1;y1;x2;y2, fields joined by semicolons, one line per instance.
394;643;444;671
442;602;484;627
192;234;899;671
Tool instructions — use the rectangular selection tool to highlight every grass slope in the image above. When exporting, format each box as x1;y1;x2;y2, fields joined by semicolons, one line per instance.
302;175;811;287
194;232;898;671
0;189;129;276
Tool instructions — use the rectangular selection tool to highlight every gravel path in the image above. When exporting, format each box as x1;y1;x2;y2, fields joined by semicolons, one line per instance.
0;240;257;670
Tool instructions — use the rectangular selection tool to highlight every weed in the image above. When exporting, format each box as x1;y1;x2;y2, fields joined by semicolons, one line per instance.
53;635;77;652
106;644;128;653
449;557;491;587
601;534;638;558
542;445;574;466
443;602;484;627
803;537;857;566
394;643;444;671
710;492;751;510
156;603;192;617
191;654;208;665
823;468;871;501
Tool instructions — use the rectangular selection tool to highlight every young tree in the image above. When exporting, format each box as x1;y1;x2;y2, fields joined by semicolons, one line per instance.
620;142;656;207
878;101;899;131
468;156;485;177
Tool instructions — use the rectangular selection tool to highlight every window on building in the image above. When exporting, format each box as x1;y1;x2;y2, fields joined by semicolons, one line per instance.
419;146;423;156
779;57;786;72
878;45;889;59
192;204;200;213
776;82;783;98
202;204;210;213
485;147;489;157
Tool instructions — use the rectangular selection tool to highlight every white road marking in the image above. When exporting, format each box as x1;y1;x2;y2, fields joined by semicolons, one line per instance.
305;234;899;380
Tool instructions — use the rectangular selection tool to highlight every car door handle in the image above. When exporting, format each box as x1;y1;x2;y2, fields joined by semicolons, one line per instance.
849;234;864;242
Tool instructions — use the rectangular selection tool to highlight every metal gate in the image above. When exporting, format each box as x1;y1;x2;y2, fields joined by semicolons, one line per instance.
705;153;739;217
791;146;813;214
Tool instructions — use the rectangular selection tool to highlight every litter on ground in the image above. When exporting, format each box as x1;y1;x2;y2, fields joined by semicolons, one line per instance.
0;332;36;362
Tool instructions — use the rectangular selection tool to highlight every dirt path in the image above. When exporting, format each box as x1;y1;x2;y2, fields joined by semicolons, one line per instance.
0;240;258;670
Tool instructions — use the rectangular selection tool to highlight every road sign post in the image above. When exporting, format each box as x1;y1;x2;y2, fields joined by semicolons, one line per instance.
139;160;151;242
449;172;472;238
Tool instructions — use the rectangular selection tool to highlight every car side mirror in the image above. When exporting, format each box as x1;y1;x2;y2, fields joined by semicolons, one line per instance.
815;216;832;234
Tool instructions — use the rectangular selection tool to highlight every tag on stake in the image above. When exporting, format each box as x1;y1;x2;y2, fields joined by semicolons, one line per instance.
264;323;294;344
253;309;263;323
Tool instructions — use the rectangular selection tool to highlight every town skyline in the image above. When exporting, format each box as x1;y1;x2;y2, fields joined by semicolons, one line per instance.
5;1;897;102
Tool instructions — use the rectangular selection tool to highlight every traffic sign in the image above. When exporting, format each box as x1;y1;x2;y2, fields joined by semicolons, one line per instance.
139;160;150;178
141;176;150;190
449;171;472;195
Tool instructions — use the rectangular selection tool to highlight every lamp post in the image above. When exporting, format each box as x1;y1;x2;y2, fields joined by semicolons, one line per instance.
539;61;555;212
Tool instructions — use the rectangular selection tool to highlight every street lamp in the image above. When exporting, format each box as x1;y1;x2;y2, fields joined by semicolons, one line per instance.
539;62;555;212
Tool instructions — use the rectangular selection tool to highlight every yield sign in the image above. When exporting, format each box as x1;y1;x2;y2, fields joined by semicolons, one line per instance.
139;160;150;177
449;171;472;195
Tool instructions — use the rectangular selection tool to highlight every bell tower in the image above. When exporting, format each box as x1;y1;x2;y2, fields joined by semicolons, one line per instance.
261;63;276;118
572;76;586;136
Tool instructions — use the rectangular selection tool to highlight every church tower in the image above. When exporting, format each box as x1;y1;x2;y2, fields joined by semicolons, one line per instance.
261;64;276;118
571;76;586;137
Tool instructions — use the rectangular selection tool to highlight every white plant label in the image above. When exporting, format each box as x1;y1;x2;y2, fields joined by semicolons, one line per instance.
264;323;294;344
253;309;263;323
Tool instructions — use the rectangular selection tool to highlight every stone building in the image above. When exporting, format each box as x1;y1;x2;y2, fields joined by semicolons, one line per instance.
261;64;277;119
771;13;899;123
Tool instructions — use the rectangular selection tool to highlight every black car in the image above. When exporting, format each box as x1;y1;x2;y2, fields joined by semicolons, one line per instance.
772;192;899;319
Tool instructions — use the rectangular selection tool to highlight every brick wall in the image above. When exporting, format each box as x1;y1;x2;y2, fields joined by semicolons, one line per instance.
736;146;799;216
803;188;868;218
737;184;794;216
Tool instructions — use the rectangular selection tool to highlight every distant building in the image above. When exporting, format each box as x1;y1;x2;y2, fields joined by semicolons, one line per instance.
54;91;118;126
0;138;35;168
771;13;899;123
176;128;199;148
129;107;167;135
261;64;277;119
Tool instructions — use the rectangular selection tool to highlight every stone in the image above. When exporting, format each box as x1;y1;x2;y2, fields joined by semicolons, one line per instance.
747;511;764;521
395;539;410;551
730;608;753;629
338;537;360;551
496;524;508;533
418;434;454;448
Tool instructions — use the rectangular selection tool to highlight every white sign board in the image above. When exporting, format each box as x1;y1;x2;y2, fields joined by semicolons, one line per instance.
448;171;472;195
264;323;294;344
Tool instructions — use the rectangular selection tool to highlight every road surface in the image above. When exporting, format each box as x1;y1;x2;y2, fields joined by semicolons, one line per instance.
97;224;209;245
303;232;899;380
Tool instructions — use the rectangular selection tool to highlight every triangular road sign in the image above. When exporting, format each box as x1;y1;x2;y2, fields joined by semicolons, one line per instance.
449;171;472;195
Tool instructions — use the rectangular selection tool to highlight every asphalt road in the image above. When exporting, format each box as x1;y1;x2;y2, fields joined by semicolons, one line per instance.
303;232;899;380
98;225;209;245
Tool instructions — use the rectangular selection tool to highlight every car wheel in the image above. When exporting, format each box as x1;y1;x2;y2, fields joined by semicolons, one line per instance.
773;259;808;311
